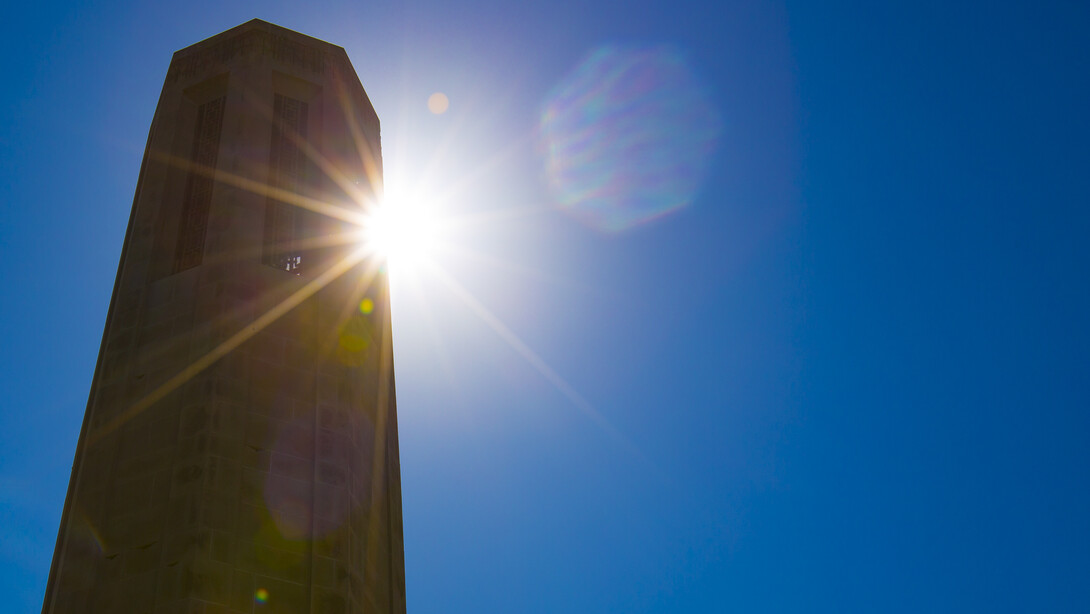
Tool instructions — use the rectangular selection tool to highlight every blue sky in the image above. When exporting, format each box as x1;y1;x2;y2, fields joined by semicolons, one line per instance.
2;0;1089;612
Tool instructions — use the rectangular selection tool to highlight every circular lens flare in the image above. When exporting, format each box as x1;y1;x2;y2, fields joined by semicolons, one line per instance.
539;45;721;232
428;92;450;114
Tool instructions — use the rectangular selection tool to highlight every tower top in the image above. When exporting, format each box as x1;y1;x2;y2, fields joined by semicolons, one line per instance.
177;18;347;55
164;19;370;112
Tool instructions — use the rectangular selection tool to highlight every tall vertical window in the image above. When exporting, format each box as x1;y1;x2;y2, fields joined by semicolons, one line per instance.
263;94;310;273
174;96;226;273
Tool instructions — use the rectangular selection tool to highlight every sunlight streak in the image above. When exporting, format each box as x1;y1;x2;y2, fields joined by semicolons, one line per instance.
150;150;370;225
427;263;644;460
90;88;398;445
333;76;384;201
87;248;371;445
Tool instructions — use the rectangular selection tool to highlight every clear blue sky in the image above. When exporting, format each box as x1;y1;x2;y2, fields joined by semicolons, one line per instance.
2;0;1089;611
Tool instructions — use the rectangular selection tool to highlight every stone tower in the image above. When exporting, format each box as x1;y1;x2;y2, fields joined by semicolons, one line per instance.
42;20;406;614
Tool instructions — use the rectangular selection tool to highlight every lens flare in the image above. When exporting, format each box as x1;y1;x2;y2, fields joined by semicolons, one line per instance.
263;417;375;538
337;309;377;366
428;92;450;114
539;45;721;232
255;588;269;603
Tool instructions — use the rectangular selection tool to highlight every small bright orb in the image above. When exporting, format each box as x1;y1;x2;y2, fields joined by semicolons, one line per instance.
359;298;374;314
428;92;449;114
255;588;269;604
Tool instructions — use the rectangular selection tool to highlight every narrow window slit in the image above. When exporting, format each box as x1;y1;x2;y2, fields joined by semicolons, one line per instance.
174;96;225;273
263;94;310;274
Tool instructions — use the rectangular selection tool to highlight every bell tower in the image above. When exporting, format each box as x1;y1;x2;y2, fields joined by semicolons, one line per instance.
42;20;406;614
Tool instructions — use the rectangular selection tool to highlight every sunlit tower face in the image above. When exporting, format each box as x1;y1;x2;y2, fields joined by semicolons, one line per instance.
42;20;407;614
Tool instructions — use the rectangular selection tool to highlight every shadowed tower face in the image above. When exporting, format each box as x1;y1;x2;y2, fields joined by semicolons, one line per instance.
42;20;406;614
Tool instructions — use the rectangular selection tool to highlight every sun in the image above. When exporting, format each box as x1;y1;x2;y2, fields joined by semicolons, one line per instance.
361;190;441;280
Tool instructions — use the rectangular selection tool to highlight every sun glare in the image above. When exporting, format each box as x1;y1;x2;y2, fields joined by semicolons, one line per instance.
362;193;440;279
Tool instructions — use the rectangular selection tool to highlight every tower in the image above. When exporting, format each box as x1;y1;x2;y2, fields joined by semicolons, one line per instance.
42;20;406;614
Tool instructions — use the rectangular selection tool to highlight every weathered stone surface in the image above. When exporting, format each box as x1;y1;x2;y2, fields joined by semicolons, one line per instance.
43;19;405;614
